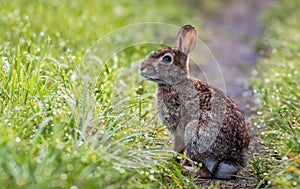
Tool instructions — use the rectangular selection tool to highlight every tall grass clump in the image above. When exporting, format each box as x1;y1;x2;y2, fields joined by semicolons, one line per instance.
254;0;300;188
0;0;204;188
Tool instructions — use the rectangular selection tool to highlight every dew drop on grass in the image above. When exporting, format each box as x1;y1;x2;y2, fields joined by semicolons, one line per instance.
56;142;65;150
61;173;68;180
94;172;100;178
149;175;155;180
286;174;292;180
15;137;21;143
19;37;25;44
70;186;78;189
67;164;74;171
114;5;123;15
119;168;125;174
264;78;270;84
16;179;26;186
113;165;125;174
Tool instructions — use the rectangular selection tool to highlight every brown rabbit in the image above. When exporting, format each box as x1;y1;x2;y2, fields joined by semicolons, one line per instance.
140;25;250;179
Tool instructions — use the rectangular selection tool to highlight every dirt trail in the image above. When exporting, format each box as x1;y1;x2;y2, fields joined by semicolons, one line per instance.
194;0;274;188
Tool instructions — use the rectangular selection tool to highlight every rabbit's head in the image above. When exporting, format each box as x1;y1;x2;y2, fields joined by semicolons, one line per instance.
140;25;197;86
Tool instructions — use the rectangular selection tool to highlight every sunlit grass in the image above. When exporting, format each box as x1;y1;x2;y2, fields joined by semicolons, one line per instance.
0;0;204;188
5;0;300;188
254;0;300;188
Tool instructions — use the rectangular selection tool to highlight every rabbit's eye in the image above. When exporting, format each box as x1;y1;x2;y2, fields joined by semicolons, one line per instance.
161;55;172;63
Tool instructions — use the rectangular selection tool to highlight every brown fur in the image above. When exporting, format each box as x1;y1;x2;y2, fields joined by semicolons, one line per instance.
140;25;250;179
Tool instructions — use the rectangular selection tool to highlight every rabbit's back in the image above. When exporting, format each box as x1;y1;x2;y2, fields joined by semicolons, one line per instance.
187;78;250;167
156;78;250;166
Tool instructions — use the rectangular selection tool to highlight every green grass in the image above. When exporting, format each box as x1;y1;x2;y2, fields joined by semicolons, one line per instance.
0;0;204;188
5;0;300;188
254;0;300;188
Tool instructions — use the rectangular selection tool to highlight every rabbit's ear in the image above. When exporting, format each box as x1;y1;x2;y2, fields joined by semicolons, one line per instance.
175;25;197;55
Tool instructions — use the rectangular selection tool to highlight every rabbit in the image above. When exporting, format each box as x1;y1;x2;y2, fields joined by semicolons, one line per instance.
139;25;250;179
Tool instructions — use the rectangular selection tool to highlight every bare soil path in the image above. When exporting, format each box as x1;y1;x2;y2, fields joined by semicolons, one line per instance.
194;0;274;188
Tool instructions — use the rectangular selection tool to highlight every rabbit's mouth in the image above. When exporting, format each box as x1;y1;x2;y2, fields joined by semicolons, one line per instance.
143;76;167;85
146;77;161;82
140;69;169;85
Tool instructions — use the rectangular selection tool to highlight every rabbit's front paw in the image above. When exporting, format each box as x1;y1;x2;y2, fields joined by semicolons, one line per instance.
184;166;212;178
